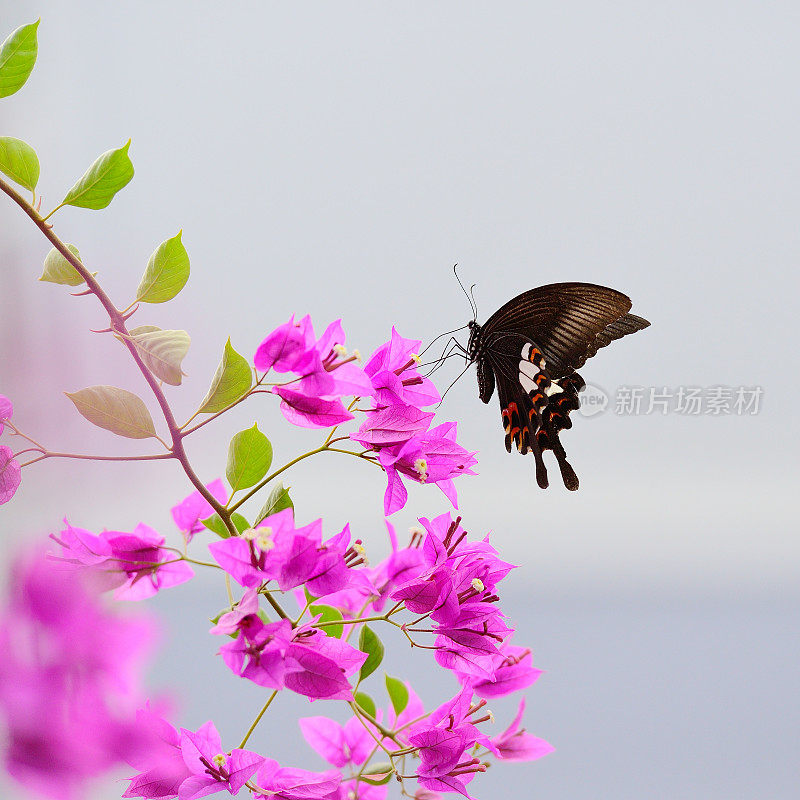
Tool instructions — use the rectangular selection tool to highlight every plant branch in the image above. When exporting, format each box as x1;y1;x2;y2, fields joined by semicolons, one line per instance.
0;174;236;537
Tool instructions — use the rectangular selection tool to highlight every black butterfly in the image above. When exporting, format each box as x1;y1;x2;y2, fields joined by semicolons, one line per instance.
466;282;649;491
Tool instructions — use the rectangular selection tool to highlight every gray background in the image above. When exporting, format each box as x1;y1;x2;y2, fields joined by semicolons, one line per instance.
1;2;798;798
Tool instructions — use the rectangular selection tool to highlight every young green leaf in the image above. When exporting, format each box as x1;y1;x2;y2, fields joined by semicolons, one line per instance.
253;483;293;526
39;244;84;286
127;327;191;386
226;424;272;493
358;626;384;682
309;604;344;638
385;674;409;716
61;140;134;210
201;512;250;539
135;231;190;304
353;691;376;719
64;385;156;439
198;338;252;413
0;137;39;191
0;20;39;99
359;764;394;786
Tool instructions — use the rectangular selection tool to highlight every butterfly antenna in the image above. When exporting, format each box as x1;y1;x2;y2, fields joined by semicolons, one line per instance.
453;264;477;320
469;283;478;321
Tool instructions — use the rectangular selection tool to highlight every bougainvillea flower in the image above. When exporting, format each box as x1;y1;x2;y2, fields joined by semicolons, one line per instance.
217;617;294;689
176;721;264;800
0;394;13;434
123;707;193;799
298;716;373;768
490;699;554;762
0;445;21;505
254;315;317;374
463;644;542;699
363;328;440;409
251;758;341;800
50;521;194;601
208;508;298;588
272;386;354;429
350;405;434;448
209;587;261;637
405;687;496;798
170;479;228;542
209;510;353;596
256;316;372;404
372;422;477;515
0;548;156;800
283;623;367;700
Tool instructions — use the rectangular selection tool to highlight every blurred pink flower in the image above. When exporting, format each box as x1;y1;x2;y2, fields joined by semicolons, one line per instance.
0;548;157;800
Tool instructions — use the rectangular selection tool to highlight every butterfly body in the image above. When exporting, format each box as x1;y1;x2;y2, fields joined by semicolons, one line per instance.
468;282;649;490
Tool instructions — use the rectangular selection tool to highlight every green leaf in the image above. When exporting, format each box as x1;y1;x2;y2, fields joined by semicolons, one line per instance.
64;385;156;439
136;231;190;304
253;483;293;526
358;626;384;682
0;136;39;190
0;20;39;99
385;674;409;716
39;244;84;286
198;338;252;413
353;691;376;719
359;764;393;785
309;604;344;638
226;424;272;493
127;327;191;386
201;512;250;539
61;140;134;210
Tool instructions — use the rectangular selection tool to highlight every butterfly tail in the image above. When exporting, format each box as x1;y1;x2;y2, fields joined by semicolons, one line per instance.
540;372;585;491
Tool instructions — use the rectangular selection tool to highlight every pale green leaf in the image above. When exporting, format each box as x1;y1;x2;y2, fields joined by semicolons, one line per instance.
127;327;191;386
61;140;134;210
198;338;252;413
201;512;250;539
0;136;39;190
226;424;272;493
354;692;376;719
0;20;39;99
136;231;190;303
64;385;156;439
253;483;293;526
309;604;344;638
39;244;84;286
358;626;384;682
359;764;393;785
385;674;409;716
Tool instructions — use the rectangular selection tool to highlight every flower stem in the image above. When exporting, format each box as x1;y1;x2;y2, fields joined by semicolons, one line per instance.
238;690;278;749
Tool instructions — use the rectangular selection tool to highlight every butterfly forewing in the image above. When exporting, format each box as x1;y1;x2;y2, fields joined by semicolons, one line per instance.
481;282;635;378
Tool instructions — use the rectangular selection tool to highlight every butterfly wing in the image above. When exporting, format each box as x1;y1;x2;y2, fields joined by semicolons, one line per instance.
481;282;644;378
483;342;582;490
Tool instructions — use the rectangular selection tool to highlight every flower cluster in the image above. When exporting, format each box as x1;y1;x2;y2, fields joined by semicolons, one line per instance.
2;316;552;800
0;394;21;505
0;548;156;800
254;321;477;514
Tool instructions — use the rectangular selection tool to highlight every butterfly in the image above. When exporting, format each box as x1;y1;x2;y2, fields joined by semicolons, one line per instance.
466;282;649;490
